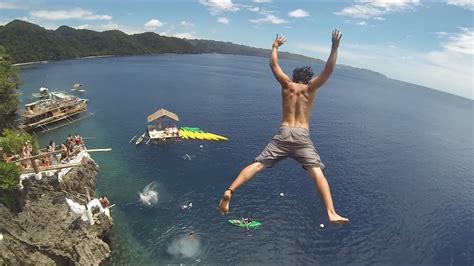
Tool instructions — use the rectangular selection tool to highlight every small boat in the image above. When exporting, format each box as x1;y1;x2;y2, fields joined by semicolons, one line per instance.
228;219;262;229
135;133;146;145
71;83;83;91
32;87;50;98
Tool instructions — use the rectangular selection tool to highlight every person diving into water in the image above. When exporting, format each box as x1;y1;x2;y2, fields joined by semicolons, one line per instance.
218;30;349;225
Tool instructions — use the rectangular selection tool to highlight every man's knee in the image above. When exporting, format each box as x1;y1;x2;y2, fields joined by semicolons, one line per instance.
306;165;324;178
252;161;267;172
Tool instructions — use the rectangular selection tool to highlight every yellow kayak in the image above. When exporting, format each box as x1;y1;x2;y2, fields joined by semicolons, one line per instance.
179;130;189;139
189;131;198;139
194;132;206;140
186;130;197;139
209;133;228;141
199;132;214;141
178;127;228;141
203;132;219;141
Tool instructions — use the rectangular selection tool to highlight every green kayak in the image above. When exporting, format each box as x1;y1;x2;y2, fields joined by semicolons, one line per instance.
228;219;262;229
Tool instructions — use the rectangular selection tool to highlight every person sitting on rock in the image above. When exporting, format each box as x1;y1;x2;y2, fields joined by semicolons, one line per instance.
99;196;110;208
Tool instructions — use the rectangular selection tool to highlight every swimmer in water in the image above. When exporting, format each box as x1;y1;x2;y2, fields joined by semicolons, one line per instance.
187;231;195;240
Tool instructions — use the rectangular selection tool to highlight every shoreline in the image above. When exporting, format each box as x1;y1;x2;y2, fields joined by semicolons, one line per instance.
12;55;116;67
78;54;115;59
12;60;48;66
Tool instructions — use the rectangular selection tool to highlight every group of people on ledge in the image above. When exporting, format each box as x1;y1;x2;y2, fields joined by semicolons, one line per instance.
42;133;84;167
1;133;85;170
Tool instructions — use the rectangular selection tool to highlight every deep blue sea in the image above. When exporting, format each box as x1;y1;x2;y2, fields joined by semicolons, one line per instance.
18;54;473;265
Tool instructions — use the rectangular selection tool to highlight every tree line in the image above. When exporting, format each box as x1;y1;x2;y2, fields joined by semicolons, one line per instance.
0;20;324;64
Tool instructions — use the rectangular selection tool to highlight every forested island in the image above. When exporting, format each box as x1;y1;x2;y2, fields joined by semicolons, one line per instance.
0;20;324;65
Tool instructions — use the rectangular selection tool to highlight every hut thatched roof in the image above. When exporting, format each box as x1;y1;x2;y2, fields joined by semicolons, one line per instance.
147;108;179;122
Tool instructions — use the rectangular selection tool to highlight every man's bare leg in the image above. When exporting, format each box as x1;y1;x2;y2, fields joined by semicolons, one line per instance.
307;166;349;224
218;162;266;215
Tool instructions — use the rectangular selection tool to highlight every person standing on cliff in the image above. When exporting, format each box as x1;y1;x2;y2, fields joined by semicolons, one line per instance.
218;30;349;224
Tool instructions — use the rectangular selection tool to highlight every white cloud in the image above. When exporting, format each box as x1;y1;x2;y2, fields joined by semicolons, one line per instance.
0;2;21;9
98;22;142;34
171;32;198;39
436;31;448;38
335;0;420;20
335;5;384;19
199;0;239;15
30;8;112;21
250;13;286;24
144;19;164;31
75;24;89;30
248;6;260;12
357;21;367;26
439;27;473;55
160;24;198;39
446;0;474;11
253;0;271;2
297;28;473;99
360;0;419;9
217;17;229;24
160;27;198;39
180;21;194;27
288;8;309;18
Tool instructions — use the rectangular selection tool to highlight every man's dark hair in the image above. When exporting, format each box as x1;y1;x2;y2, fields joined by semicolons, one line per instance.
292;66;314;84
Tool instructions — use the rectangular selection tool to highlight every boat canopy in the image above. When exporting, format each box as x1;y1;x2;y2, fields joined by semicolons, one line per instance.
147;108;179;123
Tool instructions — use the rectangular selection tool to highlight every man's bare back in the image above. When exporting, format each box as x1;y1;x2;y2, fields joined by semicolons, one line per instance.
218;30;348;225
280;82;315;129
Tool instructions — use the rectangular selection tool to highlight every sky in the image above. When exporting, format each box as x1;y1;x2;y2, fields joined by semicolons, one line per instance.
1;0;473;99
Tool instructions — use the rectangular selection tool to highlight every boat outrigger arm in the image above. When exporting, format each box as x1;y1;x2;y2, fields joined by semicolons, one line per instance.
36;111;95;132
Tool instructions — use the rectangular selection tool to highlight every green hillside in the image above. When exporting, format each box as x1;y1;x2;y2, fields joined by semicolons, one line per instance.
0;20;324;65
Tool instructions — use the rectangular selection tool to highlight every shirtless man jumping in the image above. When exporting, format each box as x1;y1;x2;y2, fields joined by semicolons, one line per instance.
218;30;349;224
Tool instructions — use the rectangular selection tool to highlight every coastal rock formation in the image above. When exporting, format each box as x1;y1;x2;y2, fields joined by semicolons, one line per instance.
0;157;113;265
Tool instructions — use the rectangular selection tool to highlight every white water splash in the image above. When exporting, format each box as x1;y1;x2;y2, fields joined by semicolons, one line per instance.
139;181;159;206
167;234;201;258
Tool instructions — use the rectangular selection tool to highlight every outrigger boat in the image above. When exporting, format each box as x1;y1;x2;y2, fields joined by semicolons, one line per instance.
31;87;50;99
18;89;94;132
135;132;146;145
71;83;86;92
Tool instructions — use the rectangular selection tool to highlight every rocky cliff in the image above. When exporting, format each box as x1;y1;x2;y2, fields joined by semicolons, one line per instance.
0;157;113;265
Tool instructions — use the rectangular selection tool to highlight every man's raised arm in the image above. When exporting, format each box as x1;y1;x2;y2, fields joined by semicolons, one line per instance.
270;34;291;86
308;29;342;91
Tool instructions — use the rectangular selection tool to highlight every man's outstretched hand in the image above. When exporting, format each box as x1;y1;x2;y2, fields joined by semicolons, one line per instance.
332;29;342;48
273;34;286;49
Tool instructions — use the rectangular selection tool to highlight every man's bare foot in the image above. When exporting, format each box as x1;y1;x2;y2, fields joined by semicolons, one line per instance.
328;212;349;225
218;190;232;215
